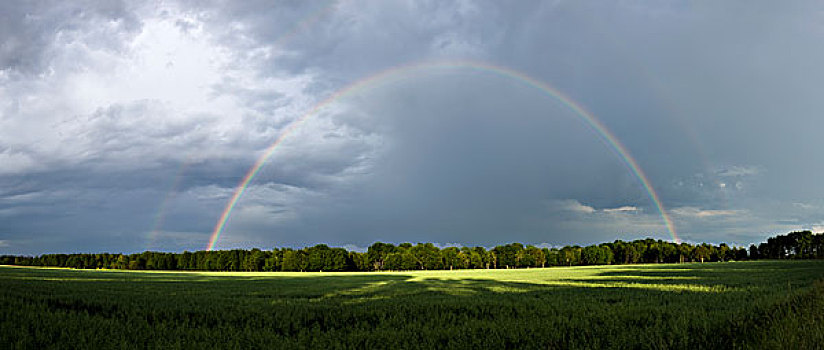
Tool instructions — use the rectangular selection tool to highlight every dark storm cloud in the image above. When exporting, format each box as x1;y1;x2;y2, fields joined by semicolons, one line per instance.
2;0;824;254
220;71;671;248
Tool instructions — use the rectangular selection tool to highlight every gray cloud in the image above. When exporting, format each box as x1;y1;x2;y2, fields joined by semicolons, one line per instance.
0;0;141;74
2;1;824;254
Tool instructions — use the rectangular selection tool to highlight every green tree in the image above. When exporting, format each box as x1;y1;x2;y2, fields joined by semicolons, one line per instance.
281;250;304;271
411;243;442;270
441;247;460;270
600;245;614;265
348;251;368;271
716;244;730;262
580;246;601;265
367;242;396;270
693;245;710;263
678;244;693;263
526;246;546;268
560;246;581;266
493;243;524;269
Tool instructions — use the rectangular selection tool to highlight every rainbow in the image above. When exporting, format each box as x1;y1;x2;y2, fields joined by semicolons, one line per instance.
207;60;679;250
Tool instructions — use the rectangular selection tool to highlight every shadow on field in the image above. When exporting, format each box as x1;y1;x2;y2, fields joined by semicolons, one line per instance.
5;261;816;304
3;262;822;350
304;262;814;301
317;275;727;303
564;262;805;292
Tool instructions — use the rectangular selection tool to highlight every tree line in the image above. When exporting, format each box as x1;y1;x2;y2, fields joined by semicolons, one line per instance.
1;231;822;272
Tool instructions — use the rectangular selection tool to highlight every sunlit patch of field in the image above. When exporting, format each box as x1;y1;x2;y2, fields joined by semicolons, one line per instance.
1;261;823;349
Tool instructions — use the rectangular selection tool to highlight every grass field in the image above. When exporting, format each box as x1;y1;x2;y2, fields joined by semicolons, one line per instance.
2;261;823;349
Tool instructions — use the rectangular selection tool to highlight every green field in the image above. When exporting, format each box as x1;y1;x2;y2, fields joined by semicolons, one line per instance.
2;261;823;349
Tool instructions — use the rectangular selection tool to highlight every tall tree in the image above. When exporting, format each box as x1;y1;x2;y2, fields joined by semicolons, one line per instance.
367;242;396;270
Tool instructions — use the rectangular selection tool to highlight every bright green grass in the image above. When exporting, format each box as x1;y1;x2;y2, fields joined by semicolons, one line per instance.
1;261;823;349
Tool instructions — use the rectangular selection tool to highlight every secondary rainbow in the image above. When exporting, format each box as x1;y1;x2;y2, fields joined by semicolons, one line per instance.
146;160;191;250
207;60;679;250
147;5;336;249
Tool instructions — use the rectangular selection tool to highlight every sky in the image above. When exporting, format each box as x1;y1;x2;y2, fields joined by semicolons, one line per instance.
2;1;824;254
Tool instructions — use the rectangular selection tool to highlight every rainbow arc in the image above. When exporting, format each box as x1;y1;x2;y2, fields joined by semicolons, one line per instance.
207;60;679;250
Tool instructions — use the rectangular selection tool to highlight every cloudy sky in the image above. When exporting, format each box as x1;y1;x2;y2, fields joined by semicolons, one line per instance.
2;1;824;254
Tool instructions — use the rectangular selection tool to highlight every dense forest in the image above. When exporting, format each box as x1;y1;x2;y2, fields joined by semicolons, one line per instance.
1;231;822;272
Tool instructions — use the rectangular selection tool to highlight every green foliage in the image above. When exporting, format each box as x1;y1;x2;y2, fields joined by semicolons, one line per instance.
1;232;821;274
1;261;822;349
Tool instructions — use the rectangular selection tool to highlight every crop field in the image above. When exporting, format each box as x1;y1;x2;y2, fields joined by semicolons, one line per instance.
2;261;823;349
